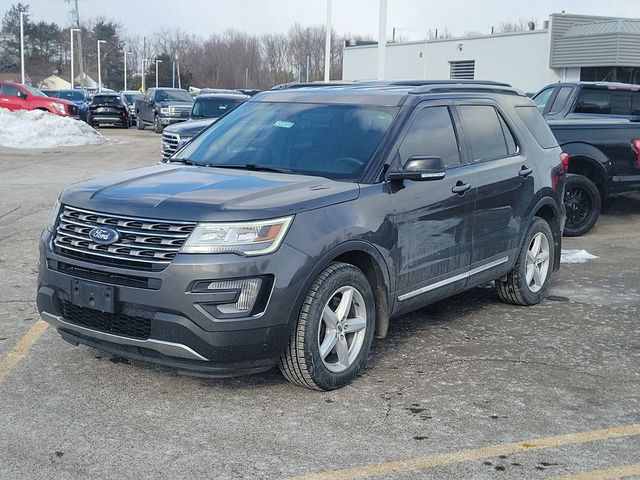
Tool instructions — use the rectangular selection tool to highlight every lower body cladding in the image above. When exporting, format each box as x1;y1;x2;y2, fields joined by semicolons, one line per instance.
36;231;312;377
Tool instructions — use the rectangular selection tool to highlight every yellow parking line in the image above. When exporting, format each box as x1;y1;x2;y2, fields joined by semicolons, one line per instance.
552;464;640;480
0;320;48;384
291;424;640;480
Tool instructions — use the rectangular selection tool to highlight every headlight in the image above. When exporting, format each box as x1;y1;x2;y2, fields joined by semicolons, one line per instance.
46;199;61;232
51;102;66;114
160;107;171;115
181;216;293;256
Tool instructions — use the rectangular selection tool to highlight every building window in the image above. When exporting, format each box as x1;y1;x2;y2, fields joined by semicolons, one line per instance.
580;66;640;84
450;60;475;80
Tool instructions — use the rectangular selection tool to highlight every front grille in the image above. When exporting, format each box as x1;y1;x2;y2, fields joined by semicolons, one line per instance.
53;206;196;271
61;300;151;339
49;260;160;289
161;132;180;159
168;105;191;117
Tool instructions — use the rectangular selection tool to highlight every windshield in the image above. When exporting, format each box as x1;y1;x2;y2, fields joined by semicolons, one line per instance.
24;86;47;97
124;93;142;104
56;90;85;101
191;97;245;119
177;102;398;181
156;90;193;102
92;95;121;104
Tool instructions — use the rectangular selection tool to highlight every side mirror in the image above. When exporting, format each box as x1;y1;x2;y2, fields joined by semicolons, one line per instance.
18;91;28;100
388;156;446;182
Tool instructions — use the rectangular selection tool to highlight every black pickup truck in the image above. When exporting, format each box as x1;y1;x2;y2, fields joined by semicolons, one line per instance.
135;87;194;133
549;119;640;235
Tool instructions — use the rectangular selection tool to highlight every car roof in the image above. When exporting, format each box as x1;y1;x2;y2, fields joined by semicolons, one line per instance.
553;81;640;91
258;80;524;106
197;93;249;100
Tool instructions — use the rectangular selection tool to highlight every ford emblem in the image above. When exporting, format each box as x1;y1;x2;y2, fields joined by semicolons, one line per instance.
88;226;120;245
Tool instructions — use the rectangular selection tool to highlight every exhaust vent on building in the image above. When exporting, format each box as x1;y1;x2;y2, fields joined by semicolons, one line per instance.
449;60;476;80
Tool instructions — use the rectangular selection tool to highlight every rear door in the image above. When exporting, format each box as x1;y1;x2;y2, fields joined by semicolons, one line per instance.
390;102;477;313
455;101;534;286
0;83;26;111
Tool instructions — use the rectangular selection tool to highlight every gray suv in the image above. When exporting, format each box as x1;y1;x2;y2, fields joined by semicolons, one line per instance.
37;81;567;390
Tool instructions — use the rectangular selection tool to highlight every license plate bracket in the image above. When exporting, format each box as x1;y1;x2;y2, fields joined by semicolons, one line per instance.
71;279;115;313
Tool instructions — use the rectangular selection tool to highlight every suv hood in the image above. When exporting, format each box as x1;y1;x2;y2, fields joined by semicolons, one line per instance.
61;164;360;222
164;118;216;137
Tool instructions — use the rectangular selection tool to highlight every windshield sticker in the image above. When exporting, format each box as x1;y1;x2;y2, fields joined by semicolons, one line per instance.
273;120;294;128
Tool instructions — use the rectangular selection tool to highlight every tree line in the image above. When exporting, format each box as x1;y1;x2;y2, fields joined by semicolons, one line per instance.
0;2;368;91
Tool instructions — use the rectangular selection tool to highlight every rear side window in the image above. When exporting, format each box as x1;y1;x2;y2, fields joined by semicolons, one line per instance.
515;106;558;149
459;105;514;161
398;106;461;167
575;88;611;114
548;86;573;114
1;84;20;97
533;87;554;112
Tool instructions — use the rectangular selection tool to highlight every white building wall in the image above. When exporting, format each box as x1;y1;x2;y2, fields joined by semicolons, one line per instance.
342;30;570;93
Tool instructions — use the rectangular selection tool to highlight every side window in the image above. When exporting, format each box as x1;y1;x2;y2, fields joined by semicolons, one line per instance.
398;106;461;167
515;106;559;149
459;105;510;161
1;84;20;97
498;114;518;155
611;92;632;115
547;86;573;114
575;88;611;114
533;87;554;113
144;89;153;101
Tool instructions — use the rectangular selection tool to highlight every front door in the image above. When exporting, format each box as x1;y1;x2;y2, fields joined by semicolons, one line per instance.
390;103;477;314
0;84;26;111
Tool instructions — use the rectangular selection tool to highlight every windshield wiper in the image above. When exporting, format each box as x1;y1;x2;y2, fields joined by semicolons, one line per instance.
208;164;294;174
167;157;205;166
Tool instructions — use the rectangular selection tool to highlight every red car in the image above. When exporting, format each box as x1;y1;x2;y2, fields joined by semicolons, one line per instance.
0;81;79;117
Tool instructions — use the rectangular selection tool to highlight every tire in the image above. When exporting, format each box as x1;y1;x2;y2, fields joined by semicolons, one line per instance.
154;115;163;134
497;217;555;306
279;262;376;390
121;119;129;129
563;174;601;237
136;113;144;130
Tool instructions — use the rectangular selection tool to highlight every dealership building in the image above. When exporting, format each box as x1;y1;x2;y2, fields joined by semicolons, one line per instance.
342;13;640;93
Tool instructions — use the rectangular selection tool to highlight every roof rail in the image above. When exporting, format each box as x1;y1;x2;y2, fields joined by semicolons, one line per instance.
270;81;355;90
357;79;513;88
410;83;523;96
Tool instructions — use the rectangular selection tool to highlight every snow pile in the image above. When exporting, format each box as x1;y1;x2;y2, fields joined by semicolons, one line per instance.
561;249;599;264
0;107;106;149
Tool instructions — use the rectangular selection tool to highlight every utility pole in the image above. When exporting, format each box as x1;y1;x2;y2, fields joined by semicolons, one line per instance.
20;11;31;84
324;0;332;82
176;55;181;89
73;0;85;88
377;0;388;80
155;59;162;88
141;36;146;92
305;55;311;83
245;66;249;87
124;51;131;91
70;28;80;88
97;40;106;92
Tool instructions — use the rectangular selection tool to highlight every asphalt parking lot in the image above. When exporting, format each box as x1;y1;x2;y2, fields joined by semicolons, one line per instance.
1;128;639;479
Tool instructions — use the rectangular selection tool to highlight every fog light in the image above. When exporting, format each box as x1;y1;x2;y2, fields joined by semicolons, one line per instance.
207;278;262;315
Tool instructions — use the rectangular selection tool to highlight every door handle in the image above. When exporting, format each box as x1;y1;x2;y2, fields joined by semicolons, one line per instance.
518;166;533;177
451;182;471;195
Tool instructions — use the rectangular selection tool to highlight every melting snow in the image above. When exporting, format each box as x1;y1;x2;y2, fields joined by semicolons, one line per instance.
561;249;599;264
0;107;105;149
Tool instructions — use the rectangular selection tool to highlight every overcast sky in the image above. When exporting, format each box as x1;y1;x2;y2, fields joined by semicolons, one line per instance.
19;0;640;39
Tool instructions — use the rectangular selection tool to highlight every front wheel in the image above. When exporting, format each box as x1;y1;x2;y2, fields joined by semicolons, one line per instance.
497;217;555;306
136;113;144;130
154;115;163;134
279;262;376;390
563;174;601;237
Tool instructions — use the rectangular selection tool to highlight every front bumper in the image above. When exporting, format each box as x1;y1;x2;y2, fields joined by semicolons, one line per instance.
37;230;312;376
160;116;188;125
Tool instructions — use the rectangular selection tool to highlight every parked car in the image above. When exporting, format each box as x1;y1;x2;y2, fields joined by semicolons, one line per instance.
87;93;130;128
198;88;245;96
37;80;567;390
534;81;640;121
548;118;640;236
135;87;193;133
0;81;79;117
236;88;261;97
120;90;143;125
47;89;91;122
161;92;249;160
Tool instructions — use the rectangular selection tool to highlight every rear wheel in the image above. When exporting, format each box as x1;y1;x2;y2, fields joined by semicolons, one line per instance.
563;174;601;237
497;217;554;306
279;262;376;390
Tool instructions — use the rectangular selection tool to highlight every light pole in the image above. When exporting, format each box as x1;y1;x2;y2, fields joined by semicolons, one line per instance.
70;28;81;89
20;11;31;84
324;0;332;82
97;39;106;92
123;51;131;91
155;59;162;88
141;58;148;91
377;0;388;80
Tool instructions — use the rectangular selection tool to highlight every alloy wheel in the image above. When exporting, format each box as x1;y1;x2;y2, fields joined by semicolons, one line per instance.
525;232;550;293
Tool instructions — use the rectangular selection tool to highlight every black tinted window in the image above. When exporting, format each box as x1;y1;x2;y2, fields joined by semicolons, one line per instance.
398;106;460;167
498;114;518;155
515;106;558;149
459;106;509;161
548;86;573;114
192;97;245;119
2;84;20;96
575;88;611;114
92;95;121;104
